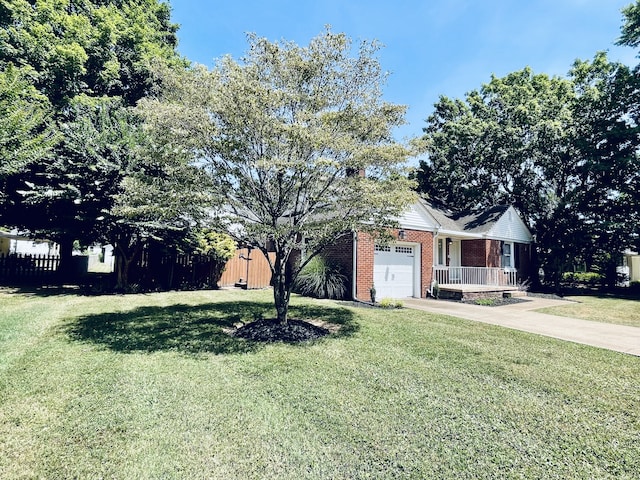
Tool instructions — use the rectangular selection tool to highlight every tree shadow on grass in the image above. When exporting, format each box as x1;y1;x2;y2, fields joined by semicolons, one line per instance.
64;301;359;356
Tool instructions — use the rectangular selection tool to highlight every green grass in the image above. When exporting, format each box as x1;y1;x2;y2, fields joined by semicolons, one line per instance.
537;295;640;328
1;288;639;479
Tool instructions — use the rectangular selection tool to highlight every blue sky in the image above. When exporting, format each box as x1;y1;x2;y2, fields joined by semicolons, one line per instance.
168;0;637;142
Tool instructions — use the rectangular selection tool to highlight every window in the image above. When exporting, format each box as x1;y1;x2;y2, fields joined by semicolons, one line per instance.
375;244;391;252
501;242;514;268
437;239;444;265
395;246;413;254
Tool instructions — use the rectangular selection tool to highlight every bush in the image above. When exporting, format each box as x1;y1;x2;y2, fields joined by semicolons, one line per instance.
293;256;347;300
474;298;497;306
194;230;236;287
378;298;403;309
562;271;602;287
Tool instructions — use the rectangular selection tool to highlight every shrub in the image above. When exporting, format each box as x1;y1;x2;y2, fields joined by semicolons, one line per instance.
378;298;403;309
474;298;497;306
194;230;236;287
293;256;347;300
562;271;602;287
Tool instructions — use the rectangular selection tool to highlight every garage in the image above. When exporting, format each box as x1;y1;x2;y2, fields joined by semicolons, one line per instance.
373;244;416;298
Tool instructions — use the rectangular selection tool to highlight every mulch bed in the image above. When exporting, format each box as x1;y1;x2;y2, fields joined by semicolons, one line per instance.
462;297;530;307
233;319;330;343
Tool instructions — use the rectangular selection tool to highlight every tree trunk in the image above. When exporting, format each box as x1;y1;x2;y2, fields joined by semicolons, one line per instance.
114;238;141;291
57;237;74;282
115;252;129;291
272;258;290;324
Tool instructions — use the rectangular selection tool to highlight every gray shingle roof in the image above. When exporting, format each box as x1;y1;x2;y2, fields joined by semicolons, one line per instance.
419;200;510;234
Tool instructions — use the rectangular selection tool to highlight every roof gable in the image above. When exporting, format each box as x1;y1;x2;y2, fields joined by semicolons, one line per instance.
397;201;440;231
485;206;533;243
408;200;533;243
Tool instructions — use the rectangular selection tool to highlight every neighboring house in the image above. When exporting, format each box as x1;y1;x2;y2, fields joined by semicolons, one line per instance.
86;244;115;272
619;250;640;285
322;200;534;300
0;230;60;256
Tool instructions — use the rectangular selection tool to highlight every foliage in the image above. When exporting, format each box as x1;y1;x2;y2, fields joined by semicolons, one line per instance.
0;65;56;185
194;230;236;260
378;297;403;308
0;0;188;282
618;0;640;50
293;256;348;300
562;271;603;287
473;298;498;306
142;29;416;322
192;230;236;288
0;0;185;107
415;68;574;225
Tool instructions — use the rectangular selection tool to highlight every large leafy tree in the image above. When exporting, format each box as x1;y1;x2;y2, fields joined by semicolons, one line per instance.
569;55;640;286
0;65;56;201
142;31;416;323
416;68;576;227
0;0;187;277
7;96;211;287
0;0;183;107
416;52;640;288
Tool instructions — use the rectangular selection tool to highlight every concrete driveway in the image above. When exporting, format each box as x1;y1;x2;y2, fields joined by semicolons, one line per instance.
404;296;640;357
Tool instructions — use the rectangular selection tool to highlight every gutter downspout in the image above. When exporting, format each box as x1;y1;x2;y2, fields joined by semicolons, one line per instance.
430;227;441;297
352;231;358;301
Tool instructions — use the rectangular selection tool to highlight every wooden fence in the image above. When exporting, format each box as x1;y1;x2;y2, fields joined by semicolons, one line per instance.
0;253;60;281
130;248;274;290
0;249;275;290
219;248;274;289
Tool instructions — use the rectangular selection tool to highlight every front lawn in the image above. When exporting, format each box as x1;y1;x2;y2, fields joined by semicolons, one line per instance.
537;295;640;328
1;288;638;479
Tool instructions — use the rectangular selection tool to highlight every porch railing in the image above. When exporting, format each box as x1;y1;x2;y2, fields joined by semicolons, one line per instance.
433;266;517;286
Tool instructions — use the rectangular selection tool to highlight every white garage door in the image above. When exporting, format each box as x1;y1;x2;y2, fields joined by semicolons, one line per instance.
373;245;415;298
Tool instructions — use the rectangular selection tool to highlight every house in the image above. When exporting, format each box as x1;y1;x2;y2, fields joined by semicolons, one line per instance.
619;250;640;285
0;230;60;256
322;200;534;300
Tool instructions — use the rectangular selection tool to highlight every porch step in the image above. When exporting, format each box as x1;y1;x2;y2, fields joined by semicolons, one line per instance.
438;284;521;301
503;290;527;298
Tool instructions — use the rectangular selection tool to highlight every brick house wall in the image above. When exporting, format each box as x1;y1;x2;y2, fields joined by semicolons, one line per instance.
318;233;354;296
355;232;375;301
461;239;488;267
487;240;502;268
461;239;501;268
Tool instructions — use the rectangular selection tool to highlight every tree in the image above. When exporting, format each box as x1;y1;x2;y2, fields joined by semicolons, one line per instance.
142;31;415;323
0;0;187;278
618;0;640;50
0;0;184;108
416;68;575;226
569;54;640;287
108;132;213;290
0;65;57;205
416;53;640;289
193;230;236;287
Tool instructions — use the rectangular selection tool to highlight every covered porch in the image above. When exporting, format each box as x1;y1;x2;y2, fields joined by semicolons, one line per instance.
433;266;518;287
432;266;521;300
